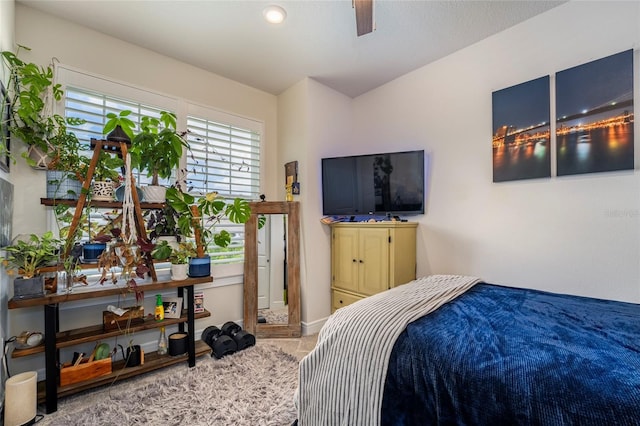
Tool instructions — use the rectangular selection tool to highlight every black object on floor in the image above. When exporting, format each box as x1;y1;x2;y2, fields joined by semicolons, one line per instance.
258;315;267;323
221;321;256;351
201;326;237;359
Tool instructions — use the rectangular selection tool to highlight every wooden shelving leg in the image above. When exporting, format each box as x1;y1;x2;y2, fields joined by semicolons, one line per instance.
177;287;185;334
186;285;195;367
44;303;58;413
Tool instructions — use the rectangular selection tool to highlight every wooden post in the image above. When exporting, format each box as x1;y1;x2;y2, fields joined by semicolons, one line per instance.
190;205;205;258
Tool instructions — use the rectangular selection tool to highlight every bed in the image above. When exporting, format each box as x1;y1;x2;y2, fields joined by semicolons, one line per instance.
296;275;640;425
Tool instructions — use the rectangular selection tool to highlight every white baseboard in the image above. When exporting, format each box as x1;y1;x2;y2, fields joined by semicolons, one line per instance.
302;316;328;336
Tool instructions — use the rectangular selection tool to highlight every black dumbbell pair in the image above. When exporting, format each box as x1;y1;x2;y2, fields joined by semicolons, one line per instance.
201;321;256;359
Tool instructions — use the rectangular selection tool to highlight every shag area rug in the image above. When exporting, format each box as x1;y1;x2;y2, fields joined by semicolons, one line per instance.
39;344;299;425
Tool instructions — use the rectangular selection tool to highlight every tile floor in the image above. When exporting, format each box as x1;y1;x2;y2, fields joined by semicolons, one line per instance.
260;333;319;360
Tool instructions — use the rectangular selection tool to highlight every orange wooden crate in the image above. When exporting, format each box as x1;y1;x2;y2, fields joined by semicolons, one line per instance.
60;358;112;386
102;306;145;331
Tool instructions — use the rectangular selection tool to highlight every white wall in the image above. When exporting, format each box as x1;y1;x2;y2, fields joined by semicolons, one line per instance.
351;1;640;302
278;78;353;331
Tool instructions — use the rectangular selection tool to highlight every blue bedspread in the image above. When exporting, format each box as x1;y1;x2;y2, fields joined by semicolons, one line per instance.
381;283;640;425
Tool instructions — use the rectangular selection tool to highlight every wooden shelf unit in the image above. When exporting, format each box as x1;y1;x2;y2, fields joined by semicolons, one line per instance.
8;276;212;414
40;197;165;209
11;140;213;413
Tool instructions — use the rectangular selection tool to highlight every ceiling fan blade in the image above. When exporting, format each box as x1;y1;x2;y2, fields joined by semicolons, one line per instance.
354;0;373;37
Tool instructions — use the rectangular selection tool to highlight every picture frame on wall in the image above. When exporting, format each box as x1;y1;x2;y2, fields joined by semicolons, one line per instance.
555;49;634;176
492;76;551;182
0;81;10;173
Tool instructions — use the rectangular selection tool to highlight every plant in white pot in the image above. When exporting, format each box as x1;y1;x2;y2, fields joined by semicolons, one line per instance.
90;150;123;201
0;231;60;298
152;240;196;281
129;111;188;203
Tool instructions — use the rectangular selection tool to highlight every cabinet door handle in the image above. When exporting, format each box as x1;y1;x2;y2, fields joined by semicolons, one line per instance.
359;260;364;263
352;259;357;263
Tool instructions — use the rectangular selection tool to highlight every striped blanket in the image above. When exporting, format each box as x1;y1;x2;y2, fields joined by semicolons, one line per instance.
297;274;481;426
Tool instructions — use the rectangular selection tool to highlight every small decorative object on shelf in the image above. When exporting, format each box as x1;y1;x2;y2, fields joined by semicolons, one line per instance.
155;294;164;321
168;332;188;356
157;326;168;356
162;297;182;319
285;160;299;201
194;291;205;314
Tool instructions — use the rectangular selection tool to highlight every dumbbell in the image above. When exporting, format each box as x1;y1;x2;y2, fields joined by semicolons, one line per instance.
221;321;256;351
201;326;237;359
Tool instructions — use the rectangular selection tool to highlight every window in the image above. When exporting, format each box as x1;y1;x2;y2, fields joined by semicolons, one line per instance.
56;65;263;270
185;108;262;265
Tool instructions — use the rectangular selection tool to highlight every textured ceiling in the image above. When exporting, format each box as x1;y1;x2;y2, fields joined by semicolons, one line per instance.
19;0;565;98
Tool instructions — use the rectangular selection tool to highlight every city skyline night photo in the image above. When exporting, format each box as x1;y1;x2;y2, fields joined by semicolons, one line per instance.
556;49;633;176
492;76;551;182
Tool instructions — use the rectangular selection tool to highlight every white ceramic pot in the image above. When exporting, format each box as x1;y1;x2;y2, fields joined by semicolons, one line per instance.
171;263;189;281
92;180;115;201
142;185;167;203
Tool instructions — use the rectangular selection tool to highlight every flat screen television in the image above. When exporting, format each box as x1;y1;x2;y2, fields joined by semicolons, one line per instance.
321;149;425;216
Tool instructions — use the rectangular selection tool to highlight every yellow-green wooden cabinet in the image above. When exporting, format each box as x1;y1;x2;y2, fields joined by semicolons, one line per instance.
330;222;417;312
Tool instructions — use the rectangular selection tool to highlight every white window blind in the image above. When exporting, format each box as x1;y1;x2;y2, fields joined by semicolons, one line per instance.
185;113;261;265
64;87;168;186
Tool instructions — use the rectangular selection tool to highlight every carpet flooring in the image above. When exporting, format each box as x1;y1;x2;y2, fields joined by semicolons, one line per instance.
38;343;300;425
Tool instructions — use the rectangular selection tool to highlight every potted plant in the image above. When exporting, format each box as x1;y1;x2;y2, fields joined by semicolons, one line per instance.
0;45;85;169
129;111;188;202
152;240;196;281
145;203;181;248
0;231;60;298
102;110;135;144
90;150;123;201
165;187;252;277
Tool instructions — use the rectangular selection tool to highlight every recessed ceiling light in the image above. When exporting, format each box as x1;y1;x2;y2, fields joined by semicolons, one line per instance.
263;5;287;24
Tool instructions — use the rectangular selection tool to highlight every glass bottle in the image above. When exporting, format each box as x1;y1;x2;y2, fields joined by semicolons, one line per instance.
155;294;164;321
157;326;168;355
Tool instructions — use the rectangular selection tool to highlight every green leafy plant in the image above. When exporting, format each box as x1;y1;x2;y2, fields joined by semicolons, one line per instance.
152;241;196;265
0;45;85;169
130;111;188;186
0;231;61;278
103;110;136;141
145;204;181;241
93;150;123;182
165;187;252;258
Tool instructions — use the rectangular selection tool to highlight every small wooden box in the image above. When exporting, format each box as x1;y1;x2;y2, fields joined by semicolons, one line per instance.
102;306;145;331
60;358;112;386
